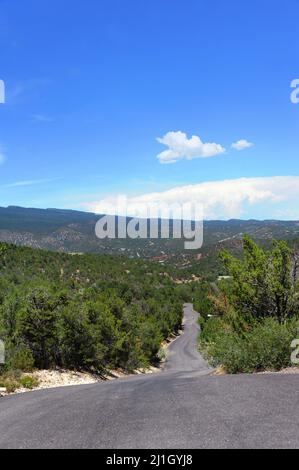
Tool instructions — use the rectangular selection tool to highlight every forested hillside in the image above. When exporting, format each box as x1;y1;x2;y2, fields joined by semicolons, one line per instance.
0;243;186;379
1;206;299;276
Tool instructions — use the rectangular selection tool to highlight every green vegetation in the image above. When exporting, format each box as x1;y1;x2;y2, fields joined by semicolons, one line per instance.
2;230;297;382
199;236;299;373
19;375;39;389
3;206;299;277
0;369;38;393
0;243;185;380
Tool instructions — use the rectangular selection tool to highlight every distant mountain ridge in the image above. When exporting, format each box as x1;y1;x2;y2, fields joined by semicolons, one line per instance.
0;206;299;272
0;206;98;233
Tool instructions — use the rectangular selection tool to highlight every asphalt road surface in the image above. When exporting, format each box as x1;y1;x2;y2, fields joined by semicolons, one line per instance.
0;303;298;449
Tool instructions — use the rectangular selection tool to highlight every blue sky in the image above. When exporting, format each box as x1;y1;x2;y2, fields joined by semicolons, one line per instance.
0;0;299;219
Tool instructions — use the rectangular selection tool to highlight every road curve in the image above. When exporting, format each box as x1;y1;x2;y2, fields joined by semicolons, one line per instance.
165;303;211;373
0;303;298;449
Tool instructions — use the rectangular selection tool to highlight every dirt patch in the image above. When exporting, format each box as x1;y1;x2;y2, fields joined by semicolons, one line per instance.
105;365;161;380
257;367;299;375
30;369;101;389
0;365;165;396
214;365;227;375
213;365;299;376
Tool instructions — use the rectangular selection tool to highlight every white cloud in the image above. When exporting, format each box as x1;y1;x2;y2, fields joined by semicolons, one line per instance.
157;131;225;164
86;176;299;220
232;139;254;151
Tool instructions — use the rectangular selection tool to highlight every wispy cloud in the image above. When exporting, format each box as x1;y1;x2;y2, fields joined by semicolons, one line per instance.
232;139;254;151
6;78;52;105
30;114;54;123
157;131;225;164
2;177;61;189
0;144;6;165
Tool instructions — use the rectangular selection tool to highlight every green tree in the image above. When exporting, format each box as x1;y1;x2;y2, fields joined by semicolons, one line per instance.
17;287;61;368
219;235;297;322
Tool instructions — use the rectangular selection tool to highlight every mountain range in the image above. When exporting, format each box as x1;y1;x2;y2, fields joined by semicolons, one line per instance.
1;205;299;275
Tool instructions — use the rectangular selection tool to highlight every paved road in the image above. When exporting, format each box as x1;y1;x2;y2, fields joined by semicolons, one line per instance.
165;304;211;373
0;304;298;449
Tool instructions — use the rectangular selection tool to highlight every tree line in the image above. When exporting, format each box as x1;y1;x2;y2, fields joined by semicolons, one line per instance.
0;243;184;374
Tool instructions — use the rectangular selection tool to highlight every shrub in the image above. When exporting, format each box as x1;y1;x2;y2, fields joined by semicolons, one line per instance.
20;375;39;389
0;370;39;392
0;378;19;393
200;318;298;373
0;369;22;393
9;347;35;372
